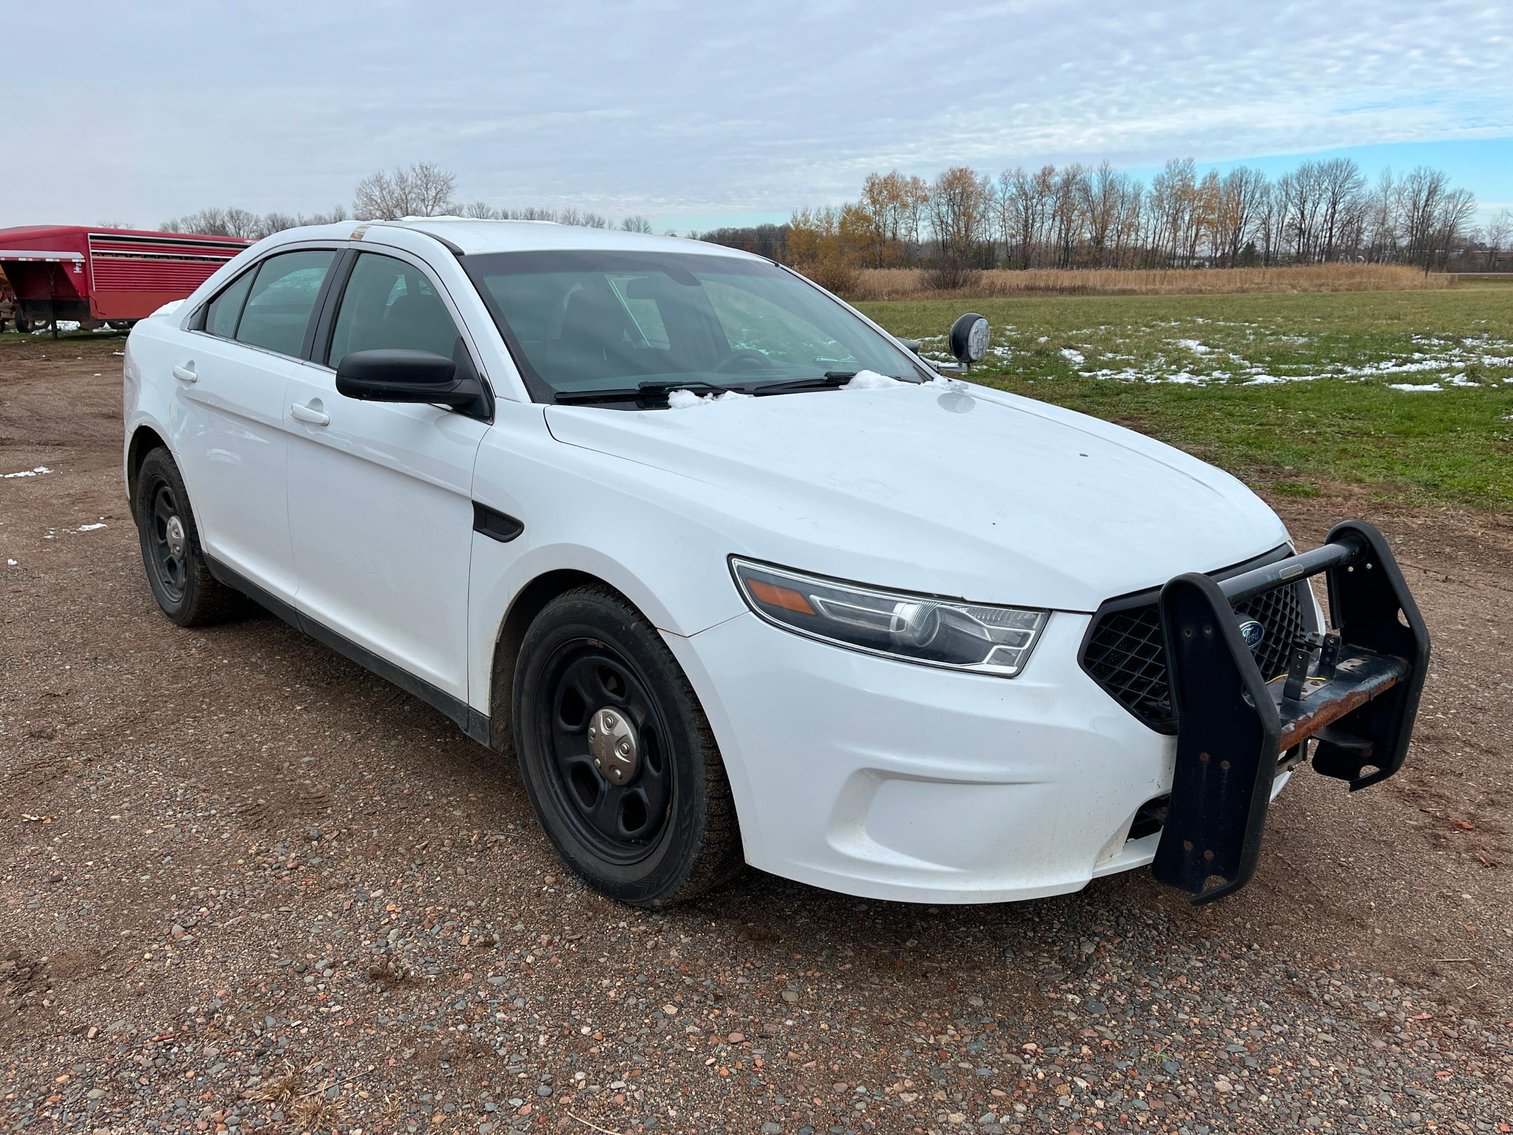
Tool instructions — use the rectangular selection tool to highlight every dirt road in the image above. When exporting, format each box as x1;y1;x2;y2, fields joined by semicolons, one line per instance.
3;337;1509;1133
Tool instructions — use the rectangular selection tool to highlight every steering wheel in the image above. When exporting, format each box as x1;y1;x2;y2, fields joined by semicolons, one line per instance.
715;350;780;374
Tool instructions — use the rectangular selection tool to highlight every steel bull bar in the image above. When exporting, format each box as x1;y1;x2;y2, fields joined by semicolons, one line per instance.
1151;520;1430;903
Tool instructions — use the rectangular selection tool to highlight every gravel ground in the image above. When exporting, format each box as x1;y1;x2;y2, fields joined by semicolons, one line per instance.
2;338;1510;1134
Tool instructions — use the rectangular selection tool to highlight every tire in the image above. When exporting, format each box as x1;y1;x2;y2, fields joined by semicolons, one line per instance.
133;448;242;626
512;585;743;906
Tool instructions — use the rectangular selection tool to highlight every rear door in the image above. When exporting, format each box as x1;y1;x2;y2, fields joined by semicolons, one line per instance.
283;248;489;702
172;247;337;599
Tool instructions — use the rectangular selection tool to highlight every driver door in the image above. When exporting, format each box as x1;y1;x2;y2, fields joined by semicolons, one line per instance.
283;250;489;703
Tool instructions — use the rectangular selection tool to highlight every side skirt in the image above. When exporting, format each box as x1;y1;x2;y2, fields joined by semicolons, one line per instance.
205;556;493;747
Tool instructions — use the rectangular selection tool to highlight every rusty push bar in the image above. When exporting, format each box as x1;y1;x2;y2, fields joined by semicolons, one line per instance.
1149;520;1430;904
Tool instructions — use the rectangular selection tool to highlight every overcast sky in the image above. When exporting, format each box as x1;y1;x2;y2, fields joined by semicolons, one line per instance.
7;0;1511;231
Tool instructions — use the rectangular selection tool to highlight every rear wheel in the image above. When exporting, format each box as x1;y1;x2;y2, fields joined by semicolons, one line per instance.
512;586;742;906
133;448;242;626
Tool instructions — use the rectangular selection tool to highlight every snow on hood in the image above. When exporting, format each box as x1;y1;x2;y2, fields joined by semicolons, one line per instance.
545;381;1287;611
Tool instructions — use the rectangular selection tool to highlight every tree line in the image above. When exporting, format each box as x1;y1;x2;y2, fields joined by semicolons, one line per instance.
701;161;1507;287
160;161;652;240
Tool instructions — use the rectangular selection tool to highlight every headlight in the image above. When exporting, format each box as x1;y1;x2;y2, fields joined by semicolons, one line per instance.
730;558;1048;677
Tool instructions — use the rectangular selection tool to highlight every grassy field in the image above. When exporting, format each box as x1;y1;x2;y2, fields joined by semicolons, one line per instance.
861;283;1513;510
848;262;1454;301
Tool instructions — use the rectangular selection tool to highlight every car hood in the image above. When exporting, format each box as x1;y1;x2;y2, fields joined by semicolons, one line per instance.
544;380;1289;612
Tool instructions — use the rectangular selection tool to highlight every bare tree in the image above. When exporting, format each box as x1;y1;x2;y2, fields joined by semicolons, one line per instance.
353;161;458;220
1215;166;1269;266
1080;161;1126;268
1427;187;1478;272
1483;207;1511;270
926;166;993;280
1316;158;1365;262
620;215;653;233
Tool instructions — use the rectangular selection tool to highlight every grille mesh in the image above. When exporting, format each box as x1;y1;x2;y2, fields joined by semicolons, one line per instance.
1082;578;1309;732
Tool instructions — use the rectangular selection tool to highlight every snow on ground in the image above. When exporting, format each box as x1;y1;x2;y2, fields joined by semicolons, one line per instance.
2;466;53;479
77;522;108;532
1170;338;1213;354
1057;331;1513;390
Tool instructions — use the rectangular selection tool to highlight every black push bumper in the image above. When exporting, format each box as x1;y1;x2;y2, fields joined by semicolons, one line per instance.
1150;520;1430;903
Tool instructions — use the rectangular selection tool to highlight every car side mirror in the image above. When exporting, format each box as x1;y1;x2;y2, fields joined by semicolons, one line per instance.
948;313;991;368
335;349;485;414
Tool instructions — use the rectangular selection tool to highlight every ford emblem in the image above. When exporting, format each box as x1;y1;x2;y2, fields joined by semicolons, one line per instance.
1238;619;1265;650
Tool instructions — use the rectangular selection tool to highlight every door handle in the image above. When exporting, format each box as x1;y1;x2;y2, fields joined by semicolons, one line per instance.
290;400;330;427
171;363;197;384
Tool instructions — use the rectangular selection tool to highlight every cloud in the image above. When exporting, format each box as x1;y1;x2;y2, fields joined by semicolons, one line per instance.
3;0;1509;225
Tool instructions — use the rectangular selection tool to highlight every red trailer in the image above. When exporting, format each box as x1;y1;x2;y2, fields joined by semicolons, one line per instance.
0;225;249;329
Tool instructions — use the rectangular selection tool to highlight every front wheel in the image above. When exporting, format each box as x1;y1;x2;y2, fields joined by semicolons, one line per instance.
133;448;242;626
512;586;742;906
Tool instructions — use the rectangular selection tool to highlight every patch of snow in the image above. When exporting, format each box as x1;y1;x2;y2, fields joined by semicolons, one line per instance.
665;389;751;409
842;370;902;390
32;321;80;334
1170;338;1213;355
1059;347;1085;365
1387;383;1443;392
78;522;108;532
5;559;16;567
928;374;969;390
2;466;53;479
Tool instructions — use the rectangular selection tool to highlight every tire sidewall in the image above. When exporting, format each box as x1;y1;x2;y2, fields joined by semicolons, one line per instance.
513;592;714;904
134;450;205;625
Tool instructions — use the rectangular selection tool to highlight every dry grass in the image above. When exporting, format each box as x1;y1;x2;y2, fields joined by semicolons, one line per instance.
843;263;1455;302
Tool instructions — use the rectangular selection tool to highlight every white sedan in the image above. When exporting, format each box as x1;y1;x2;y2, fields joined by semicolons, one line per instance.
122;220;1429;906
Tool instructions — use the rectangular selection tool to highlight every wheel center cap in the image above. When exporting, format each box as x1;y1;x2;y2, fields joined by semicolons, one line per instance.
587;707;638;785
165;515;186;557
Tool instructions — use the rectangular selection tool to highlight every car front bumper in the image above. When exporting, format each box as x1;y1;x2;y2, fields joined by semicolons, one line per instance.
666;607;1202;904
664;520;1427;906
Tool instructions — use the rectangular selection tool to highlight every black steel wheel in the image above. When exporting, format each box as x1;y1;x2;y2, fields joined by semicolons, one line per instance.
132;448;241;626
512;586;742;905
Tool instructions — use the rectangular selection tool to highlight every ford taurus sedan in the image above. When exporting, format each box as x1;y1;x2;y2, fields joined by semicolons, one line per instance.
122;219;1429;907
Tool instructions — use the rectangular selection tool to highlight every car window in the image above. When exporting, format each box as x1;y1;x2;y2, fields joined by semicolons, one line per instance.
233;250;336;357
466;250;923;399
204;270;255;340
326;253;463;367
702;281;850;368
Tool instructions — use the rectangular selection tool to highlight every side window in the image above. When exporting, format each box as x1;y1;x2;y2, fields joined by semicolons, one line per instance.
204;270;255;339
233;250;336;358
326;253;463;368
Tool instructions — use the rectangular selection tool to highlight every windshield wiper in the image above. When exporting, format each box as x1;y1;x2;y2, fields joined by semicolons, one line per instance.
554;380;734;405
749;371;907;396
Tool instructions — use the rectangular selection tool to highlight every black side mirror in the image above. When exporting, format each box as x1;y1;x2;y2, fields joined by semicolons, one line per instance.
335;349;485;414
948;313;991;368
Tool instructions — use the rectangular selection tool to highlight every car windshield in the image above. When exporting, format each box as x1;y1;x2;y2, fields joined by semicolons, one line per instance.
464;249;929;403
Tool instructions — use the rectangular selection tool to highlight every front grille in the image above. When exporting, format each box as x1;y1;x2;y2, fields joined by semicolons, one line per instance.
1080;560;1310;733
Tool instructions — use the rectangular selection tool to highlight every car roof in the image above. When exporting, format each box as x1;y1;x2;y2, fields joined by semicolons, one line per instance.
272;218;762;261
